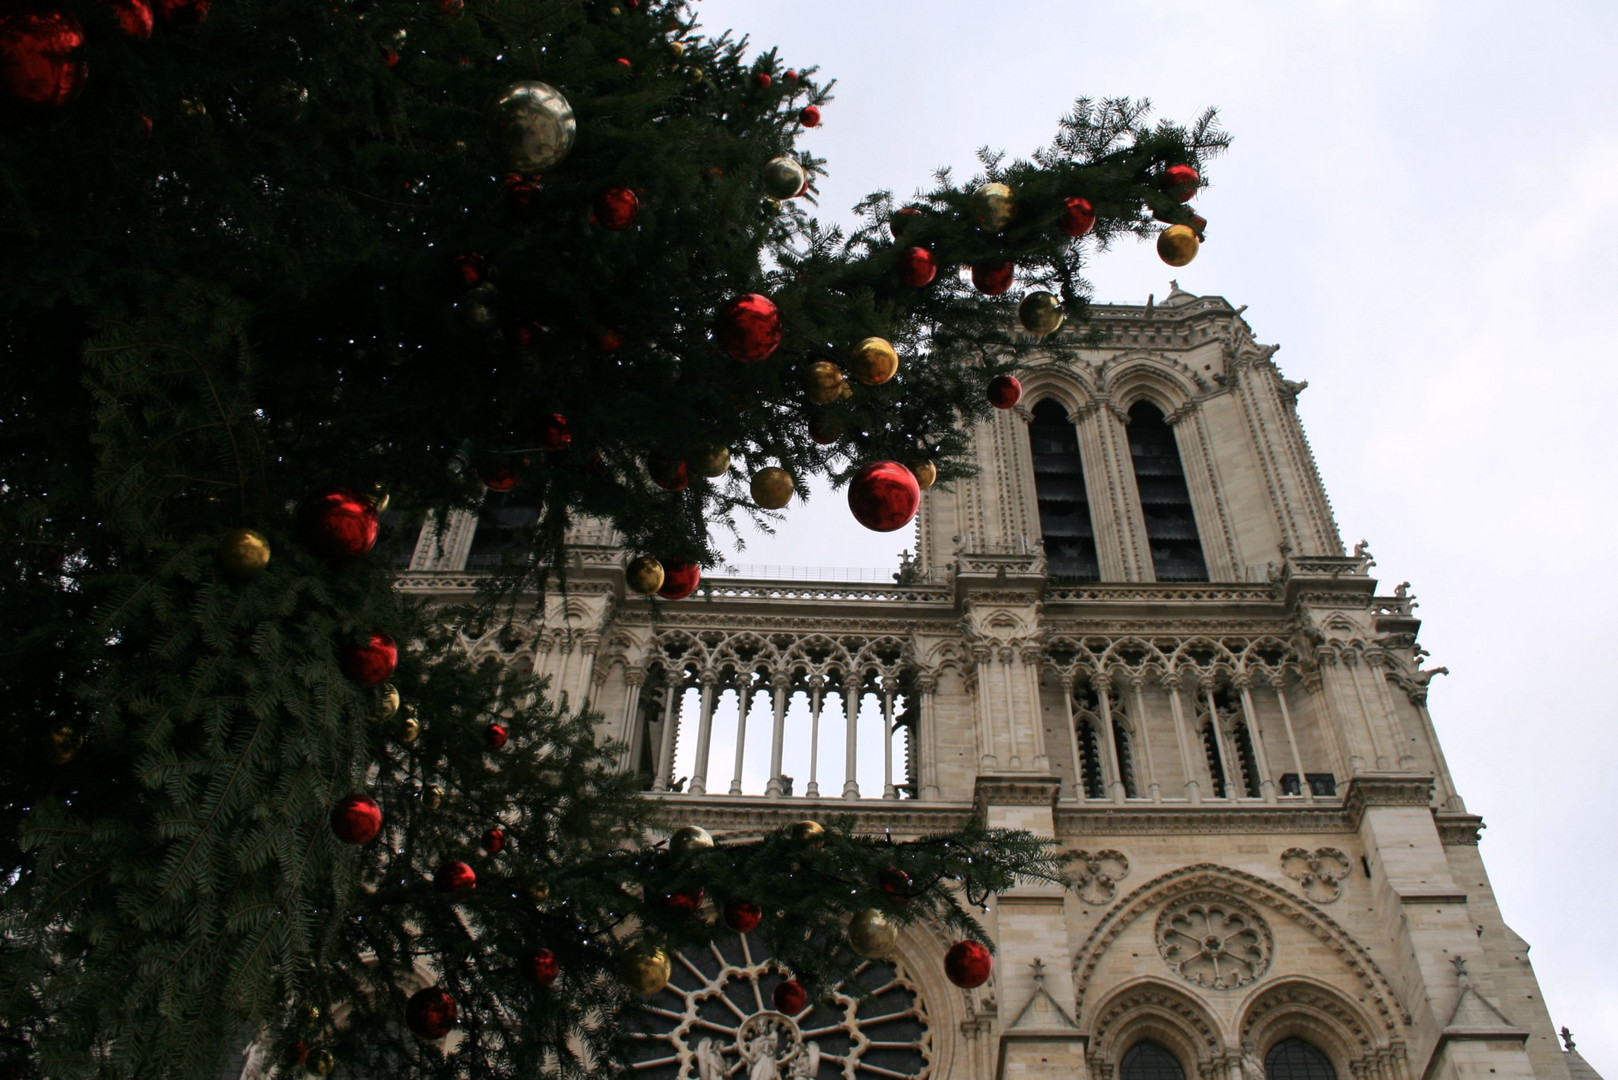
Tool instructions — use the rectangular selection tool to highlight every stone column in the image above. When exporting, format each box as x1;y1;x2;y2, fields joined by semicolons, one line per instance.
805;674;825;798
617;667;646;773
688;669;719;796
1234;673;1277;802
1163;670;1200;803
652;676;681;793
972;643;999;768
1129;673;1161;802
728;675;753;796
881;676;898;800
765;672;791;798
1094;672;1126;803
1059;672;1084;802
1270;671;1311;801
1021;643;1050;771
916;673;941;801
842;676;863;799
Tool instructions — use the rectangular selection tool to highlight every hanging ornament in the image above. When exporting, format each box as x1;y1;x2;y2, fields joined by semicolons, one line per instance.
450;252;486;288
879;866;912;896
889;206;921;238
670;825;715;854
848;461;921;533
98;0;154;39
539;413;571;451
435;860;477;894
911;462;937;492
341;634;398;688
306;1049;335;1076
689;445;730;479
987;374;1023;410
625;556;666;596
419;783;443;809
658;559;700;600
297;489;380;559
594;186;640;230
218;528;271;579
723;899;763;933
788;820;826;848
503;173;544;219
802;360;847;406
944;940;993;988
1161;163;1200;202
480;461;523;491
761;156;807;200
1156;224;1199;267
1016;291;1064;336
461;282;499;329
754;72;772;89
971;260;1014;296
492;81;576;173
594;326;626;353
896;246;937;287
751;467;795;510
714;294;783;362
846;909;898;960
772;980;808;1015
374;684;401;722
969;182;1016;231
400;717;422;744
329;795;383;844
784;69;797;80
799;104;820;127
405;986;458;1039
648;455;689;492
1059;196;1096;237
850;337;899;386
807;410;843;445
0;10;88;109
480;828;506;854
44;725;82;764
484;723;509;750
619;947;672;995
522;949;560;987
153;0;208;27
658;887;704;914
527;880;551;903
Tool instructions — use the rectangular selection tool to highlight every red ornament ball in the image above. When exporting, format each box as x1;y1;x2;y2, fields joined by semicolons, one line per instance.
1161;163;1200;202
897;246;937;287
987;374;1023;410
435;860;477;894
889;206;921;238
944;940;993;988
971;260;1014;296
540;413;571;451
341;633;398;688
807;410;843;445
481;827;505;854
330;794;383;844
772;979;808;1015
649;454;688;492
485;723;509;750
405;986;458;1039
522;949;560;986
153;0;209;27
799;104;821;127
879;866;911;896
502;173;543;219
714;293;782;363
137;114;153;137
296;488;380;560
480;463;522;492
593;326;626;352
660;887;704;914
440;0;464;13
784;69;797;80
1059;196;1096;237
594;186;639;230
0;10;89;108
847;461;921;533
451;252;485;289
755;72;772;89
658;559;701;600
723;899;763;933
382;47;400;68
99;0;154;39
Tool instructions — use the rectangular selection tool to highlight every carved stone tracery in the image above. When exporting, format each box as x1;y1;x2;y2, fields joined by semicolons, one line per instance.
1155;895;1274;990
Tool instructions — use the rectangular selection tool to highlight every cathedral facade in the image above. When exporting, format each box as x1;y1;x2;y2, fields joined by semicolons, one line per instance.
401;286;1583;1080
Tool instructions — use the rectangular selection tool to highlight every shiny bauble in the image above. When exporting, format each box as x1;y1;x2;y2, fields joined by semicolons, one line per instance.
400;717;422;744
788;820;826;848
0;11;88;109
666;40;685;58
987;374;1023;410
492;81;576;173
480;463;522;491
802;360;846;405
527;880;551;903
153;0;208;26
846;909;898;960
619;947;671;995
306;1049;335;1076
695;445;731;478
485;723;509;750
910;461;938;492
850;337;899;386
297;488;380;559
461;282;498;329
971;260;1014;296
969;181;1016;230
1059;196;1096;237
799;104;821;127
626;556;666;595
807;410;844;445
341;633;397;687
879;866;912;896
750;467;795;510
539;413;571;451
98;0;154;39
421;784;443;811
1017;291;1064;336
45;725;82;764
522;949;560;986
772;979;808;1015
896;246;937;287
658;559;701;600
435;860;477;894
649;455;689;492
715;294;783;362
594;326;626;352
450;251;486;288
218;528;271;578
723;899;763;933
669;825;715;854
944;940;993;988
330;795;383;844
890;206;921;238
848;461;921;533
755;72;771;89
405;986;458;1039
659;887;704;914
1161;163;1200;202
761;156;807;200
503;172;543;219
375;683;401;721
481;827;505;854
1156;224;1199;267
594;186;639;230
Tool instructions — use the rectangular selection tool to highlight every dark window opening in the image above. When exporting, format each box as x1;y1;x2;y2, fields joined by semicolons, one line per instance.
1266;1038;1337;1080
1030;399;1100;581
1280;773;1337;797
1126;401;1208;582
1076;717;1107;799
1113;721;1139;798
1121;1041;1187;1080
1230;718;1262;798
466;492;540;569
1200;721;1228;798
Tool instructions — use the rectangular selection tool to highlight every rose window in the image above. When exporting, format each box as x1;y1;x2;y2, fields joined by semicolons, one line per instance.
1155;897;1272;989
628;933;931;1080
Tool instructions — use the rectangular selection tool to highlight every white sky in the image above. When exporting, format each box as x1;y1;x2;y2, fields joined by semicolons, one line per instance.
686;0;1618;1067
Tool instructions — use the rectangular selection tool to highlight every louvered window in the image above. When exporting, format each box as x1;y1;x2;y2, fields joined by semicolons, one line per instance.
1030;399;1099;581
1126;401;1207;582
1266;1039;1337;1080
1121;1041;1187;1080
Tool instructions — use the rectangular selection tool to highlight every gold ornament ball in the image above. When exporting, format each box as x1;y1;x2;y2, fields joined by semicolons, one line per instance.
218;528;271;578
371;484;391;513
45;725;82;764
750;468;795;510
527;880;551;903
666;40;685;58
1156;224;1199;267
695;445;731;478
802;361;846;406
969;181;1016;230
374;683;401;722
619;947;672;995
847;908;898;960
307;1049;335;1076
625;556;666;596
422;785;444;810
670;825;715;854
491;80;577;173
911;462;938;491
849;337;899;386
788;820;826;848
400;717;422;744
690;67;705;84
301;1004;322;1024
1017;291;1065;337
762;156;807;200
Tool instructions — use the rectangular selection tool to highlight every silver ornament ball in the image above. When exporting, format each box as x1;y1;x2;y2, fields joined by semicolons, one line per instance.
762;156;807;200
492;81;577;173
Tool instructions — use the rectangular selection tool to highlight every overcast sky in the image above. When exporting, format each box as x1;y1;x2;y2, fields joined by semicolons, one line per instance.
685;0;1618;1066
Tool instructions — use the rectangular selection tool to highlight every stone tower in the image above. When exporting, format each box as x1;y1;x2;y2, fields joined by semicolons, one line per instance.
401;285;1586;1080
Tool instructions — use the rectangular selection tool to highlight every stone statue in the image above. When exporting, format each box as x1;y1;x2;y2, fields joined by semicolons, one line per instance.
696;1037;726;1080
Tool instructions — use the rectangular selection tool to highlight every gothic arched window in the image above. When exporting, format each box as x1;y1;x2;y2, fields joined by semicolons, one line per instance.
1029;399;1099;581
1120;1040;1187;1080
1265;1038;1337;1080
1126;401;1208;582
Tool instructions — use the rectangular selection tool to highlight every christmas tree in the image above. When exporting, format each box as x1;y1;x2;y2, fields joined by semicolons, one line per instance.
0;0;1225;1075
